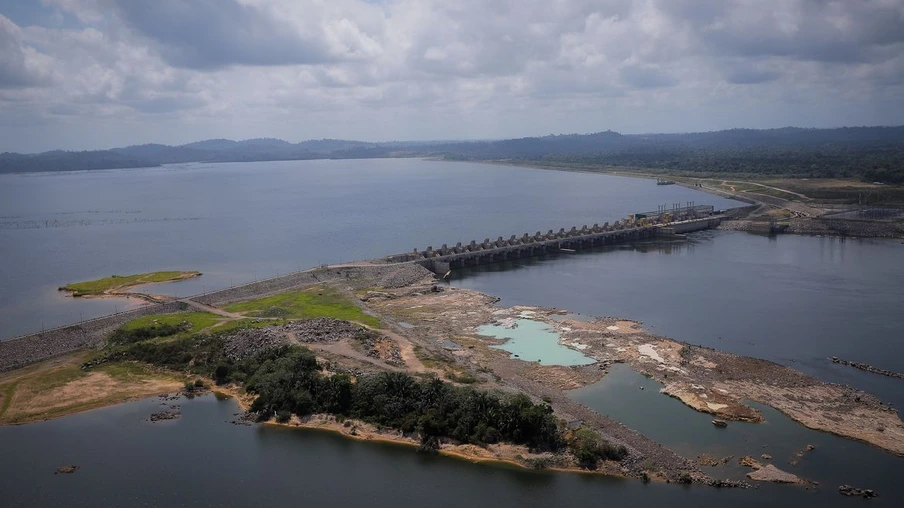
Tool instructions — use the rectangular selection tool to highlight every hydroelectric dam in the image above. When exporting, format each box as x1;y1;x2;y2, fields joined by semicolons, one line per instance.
386;204;721;275
0;203;722;372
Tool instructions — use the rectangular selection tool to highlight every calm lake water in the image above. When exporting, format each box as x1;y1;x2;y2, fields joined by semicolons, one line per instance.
0;393;888;508
572;364;903;502
453;231;904;410
0;159;741;339
2;160;902;505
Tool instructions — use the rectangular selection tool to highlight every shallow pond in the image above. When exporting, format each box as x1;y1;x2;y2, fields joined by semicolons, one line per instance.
476;319;595;366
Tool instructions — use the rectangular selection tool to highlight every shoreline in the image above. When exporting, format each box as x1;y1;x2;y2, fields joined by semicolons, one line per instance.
58;271;201;301
466;159;904;239
265;413;625;478
2;247;901;486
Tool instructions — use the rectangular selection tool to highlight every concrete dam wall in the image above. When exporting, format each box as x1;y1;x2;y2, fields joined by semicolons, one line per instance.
395;217;720;274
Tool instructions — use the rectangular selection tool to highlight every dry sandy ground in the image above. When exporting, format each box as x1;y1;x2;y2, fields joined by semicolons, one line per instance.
273;413;619;476
0;353;183;424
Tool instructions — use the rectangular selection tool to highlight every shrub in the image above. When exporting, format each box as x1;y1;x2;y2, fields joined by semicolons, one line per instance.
568;428;627;469
110;321;190;344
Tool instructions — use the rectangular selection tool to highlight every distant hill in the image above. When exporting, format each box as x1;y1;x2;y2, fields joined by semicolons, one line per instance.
0;150;156;173
429;126;904;182
2;127;902;183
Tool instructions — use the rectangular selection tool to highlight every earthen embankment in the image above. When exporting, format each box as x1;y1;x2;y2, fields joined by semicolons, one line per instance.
0;301;187;372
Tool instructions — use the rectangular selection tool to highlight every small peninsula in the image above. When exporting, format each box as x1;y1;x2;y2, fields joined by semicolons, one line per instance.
59;271;201;298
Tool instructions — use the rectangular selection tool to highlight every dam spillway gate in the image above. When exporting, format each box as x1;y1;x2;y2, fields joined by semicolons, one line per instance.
387;205;720;274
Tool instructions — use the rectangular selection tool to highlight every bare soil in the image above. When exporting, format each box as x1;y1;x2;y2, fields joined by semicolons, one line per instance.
367;281;904;458
0;353;183;424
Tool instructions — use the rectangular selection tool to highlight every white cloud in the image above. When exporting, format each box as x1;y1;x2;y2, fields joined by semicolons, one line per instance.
0;0;902;152
0;14;53;89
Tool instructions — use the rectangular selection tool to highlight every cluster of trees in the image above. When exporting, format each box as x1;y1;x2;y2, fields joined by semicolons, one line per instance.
96;324;626;468
246;348;560;450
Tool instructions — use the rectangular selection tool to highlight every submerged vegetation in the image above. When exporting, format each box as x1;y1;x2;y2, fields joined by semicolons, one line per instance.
59;271;200;297
225;286;381;327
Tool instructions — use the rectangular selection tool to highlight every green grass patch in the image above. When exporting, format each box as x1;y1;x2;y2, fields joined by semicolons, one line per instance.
0;381;20;418
121;312;222;333
224;286;381;327
112;312;223;344
213;318;282;334
60;271;200;296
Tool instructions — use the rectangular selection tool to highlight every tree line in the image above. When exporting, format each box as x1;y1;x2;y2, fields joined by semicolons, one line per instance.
92;322;627;469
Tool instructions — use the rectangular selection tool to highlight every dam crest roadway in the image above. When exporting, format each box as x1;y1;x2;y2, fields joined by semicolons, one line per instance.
389;204;722;274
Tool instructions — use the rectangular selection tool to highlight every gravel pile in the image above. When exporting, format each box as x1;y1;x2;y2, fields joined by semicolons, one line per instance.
378;265;433;288
223;327;289;362
285;317;371;343
360;334;404;366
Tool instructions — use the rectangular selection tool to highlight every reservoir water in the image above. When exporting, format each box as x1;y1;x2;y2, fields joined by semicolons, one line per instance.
0;159;741;339
452;231;904;411
1;160;903;505
1;393;894;508
572;364;903;499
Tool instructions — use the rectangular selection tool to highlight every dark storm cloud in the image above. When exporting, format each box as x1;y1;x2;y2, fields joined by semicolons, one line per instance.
110;0;335;69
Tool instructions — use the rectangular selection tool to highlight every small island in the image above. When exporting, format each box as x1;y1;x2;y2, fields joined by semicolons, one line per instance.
58;271;201;298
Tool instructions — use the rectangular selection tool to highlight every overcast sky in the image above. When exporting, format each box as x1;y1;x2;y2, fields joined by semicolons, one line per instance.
1;0;903;153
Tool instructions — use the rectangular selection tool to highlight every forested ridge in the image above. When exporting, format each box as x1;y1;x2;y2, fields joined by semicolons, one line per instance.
3;126;902;183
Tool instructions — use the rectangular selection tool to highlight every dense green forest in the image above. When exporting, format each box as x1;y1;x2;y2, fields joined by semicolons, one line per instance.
4;126;902;184
93;323;626;468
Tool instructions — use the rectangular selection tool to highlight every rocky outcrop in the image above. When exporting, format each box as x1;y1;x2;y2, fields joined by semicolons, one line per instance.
839;485;878;498
739;456;805;484
149;406;181;422
832;356;904;380
286;318;372;344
